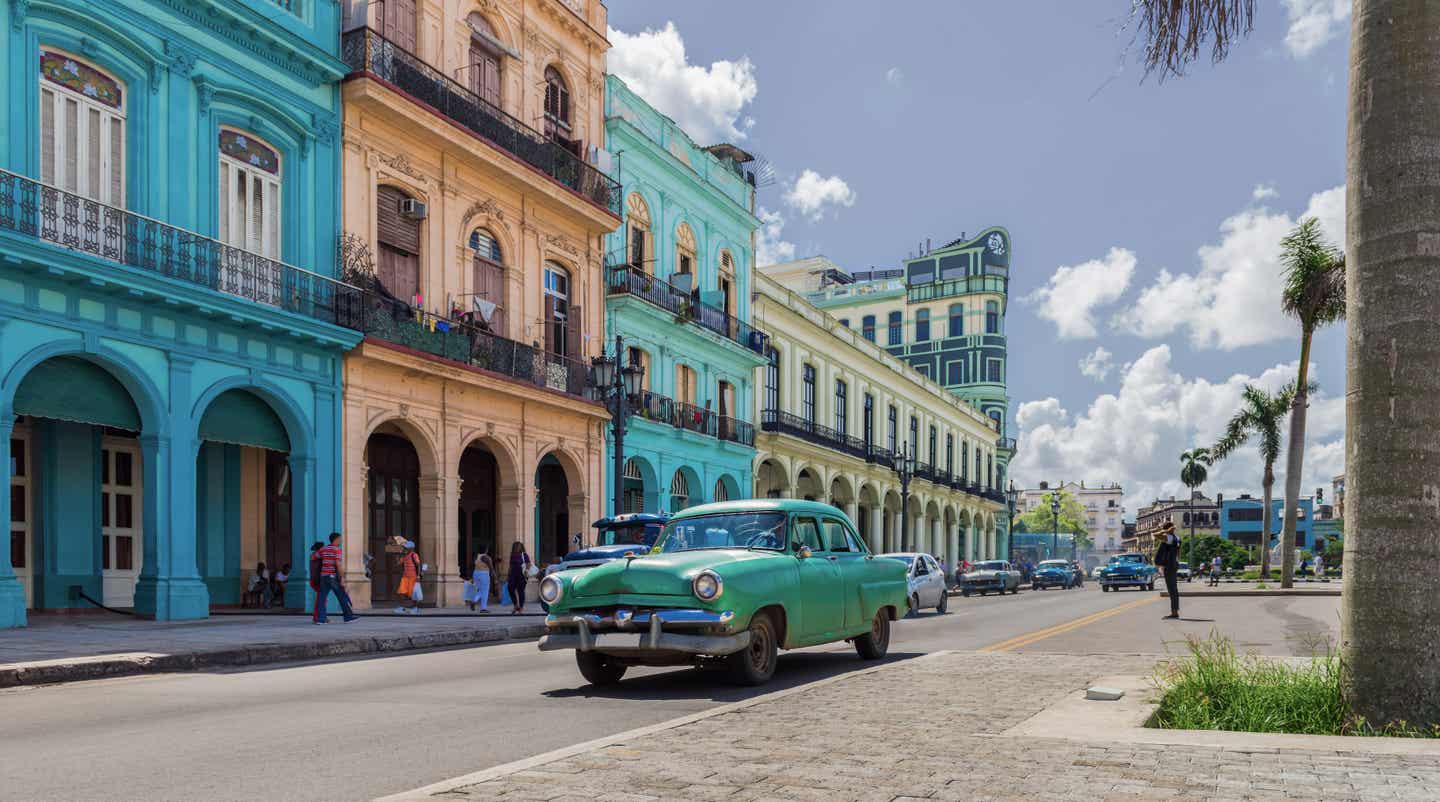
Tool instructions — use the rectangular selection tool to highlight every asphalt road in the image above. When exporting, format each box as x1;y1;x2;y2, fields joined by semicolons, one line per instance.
0;585;1338;802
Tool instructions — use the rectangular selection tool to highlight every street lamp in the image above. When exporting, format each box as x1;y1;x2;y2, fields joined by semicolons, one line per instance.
1005;480;1019;559
593;335;645;516
897;445;916;552
1050;489;1061;560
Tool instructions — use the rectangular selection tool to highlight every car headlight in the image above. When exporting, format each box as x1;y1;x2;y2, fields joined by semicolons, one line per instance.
539;575;564;605
692;570;723;601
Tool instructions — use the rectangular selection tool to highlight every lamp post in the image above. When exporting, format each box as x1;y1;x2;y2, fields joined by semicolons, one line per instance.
592;334;645;516
1005;480;1019;560
1050;490;1061;560
897;445;915;552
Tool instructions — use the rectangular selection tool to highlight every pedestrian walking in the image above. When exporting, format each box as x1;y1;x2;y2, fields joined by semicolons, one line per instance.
395;540;423;615
1315;553;1325;579
314;532;358;624
467;553;493;612
1155;522;1182;619
1209;554;1223;587
308;543;324;622
508;541;533;614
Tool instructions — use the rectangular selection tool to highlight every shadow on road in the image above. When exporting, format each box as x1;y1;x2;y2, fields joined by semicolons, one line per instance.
541;650;926;703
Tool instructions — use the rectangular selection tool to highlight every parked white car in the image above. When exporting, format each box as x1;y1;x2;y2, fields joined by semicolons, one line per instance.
879;552;949;615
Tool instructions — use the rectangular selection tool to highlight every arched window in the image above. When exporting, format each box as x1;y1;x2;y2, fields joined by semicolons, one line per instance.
862;315;876;342
674;221;697;285
948;303;964;337
543;66;575;152
718;249;736;318
670;470;690;511
713;478;730;503
986;300;1000;334
39;51;126;206
469;228;505;334
466;13;503;107
915;308;931;342
764;347;780;411
622;458;644;513
543;262;575;357
626;193;651;273
218;128;281;262
377;185;422;303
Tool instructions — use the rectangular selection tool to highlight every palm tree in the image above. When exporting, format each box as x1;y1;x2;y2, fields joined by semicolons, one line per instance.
1211;383;1300;579
1276;219;1345;589
1178;448;1211;568
1134;0;1440;732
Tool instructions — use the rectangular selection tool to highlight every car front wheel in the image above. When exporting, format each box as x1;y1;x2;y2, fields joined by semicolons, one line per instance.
936;590;948;614
575;651;626;686
854;609;891;660
728;611;779;685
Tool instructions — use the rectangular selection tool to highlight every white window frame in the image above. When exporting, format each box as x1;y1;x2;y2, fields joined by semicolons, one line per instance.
218;130;282;260
39;53;126;207
100;438;142;609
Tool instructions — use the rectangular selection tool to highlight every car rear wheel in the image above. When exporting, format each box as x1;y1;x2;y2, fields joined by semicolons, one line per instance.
906;594;919;617
1102;585;1111;592
575;651;626;686
1010;585;1018;595
936;590;948;614
728;611;779;685
854;609;891;660
961;589;971;597
1147;581;1156;591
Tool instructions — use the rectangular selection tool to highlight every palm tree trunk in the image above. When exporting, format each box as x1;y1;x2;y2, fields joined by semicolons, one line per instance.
1260;474;1273;578
1342;0;1440;729
1278;331;1313;589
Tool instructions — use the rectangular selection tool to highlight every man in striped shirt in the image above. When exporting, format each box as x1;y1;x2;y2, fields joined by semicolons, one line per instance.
315;532;358;624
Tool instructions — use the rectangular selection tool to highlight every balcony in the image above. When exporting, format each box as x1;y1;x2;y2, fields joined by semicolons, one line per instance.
760;410;870;461
608;265;768;354
633;391;755;447
340;27;620;216
0;168;351;330
906;274;1008;303
998;437;1017;451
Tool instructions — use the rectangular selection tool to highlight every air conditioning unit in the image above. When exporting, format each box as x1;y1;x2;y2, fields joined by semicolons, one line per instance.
399;198;428;220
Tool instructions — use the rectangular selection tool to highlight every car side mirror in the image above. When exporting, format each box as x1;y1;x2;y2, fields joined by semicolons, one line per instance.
796;545;813;560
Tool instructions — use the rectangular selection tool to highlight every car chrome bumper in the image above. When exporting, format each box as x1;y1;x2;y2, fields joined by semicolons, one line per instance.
539;608;748;656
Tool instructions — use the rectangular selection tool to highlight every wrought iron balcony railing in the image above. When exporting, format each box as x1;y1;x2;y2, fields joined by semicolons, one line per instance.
905;274;1008;304
633;391;755;446
868;445;896;469
0;168;352;327
760;409;870;461
998;437;1017;451
337;282;590;396
341;27;621;216
607;265;768;354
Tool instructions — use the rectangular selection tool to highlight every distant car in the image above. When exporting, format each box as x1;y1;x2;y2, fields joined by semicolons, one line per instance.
961;560;1020;596
1031;559;1075;590
880;552;949;614
541;513;670;611
1176;562;1193;582
1091;565;1104;579
1099;553;1158;592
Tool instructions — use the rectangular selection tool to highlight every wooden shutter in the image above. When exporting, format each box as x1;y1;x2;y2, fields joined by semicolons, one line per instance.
385;0;417;50
376;186;421;253
629;227;645;271
379;244;418;303
565;304;581;360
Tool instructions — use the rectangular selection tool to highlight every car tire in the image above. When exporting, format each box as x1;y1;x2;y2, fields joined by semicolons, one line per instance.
854;609;891;660
961;589;971;598
728;611;779;686
1147;581;1156;591
1102;585;1110;592
575;651;626;686
936;591;948;614
1032;584;1040;591
906;594;920;617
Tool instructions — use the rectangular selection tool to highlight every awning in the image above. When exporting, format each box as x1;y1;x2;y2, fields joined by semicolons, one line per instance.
13;356;141;430
198;389;290;452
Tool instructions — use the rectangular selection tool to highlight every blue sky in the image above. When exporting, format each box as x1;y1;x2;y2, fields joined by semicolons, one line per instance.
606;1;1351;516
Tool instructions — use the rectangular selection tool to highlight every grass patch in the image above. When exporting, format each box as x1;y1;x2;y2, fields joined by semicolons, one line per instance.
1151;633;1440;738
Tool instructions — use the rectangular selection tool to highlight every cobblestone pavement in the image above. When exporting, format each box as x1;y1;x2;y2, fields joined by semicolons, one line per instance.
428;651;1440;802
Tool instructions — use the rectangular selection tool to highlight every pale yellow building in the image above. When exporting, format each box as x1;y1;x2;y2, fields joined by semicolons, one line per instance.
751;273;1006;571
336;0;619;607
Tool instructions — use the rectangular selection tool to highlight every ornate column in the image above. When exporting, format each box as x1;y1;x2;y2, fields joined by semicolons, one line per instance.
946;522;960;577
285;454;316;610
132;432;210;621
929;515;941;559
868;505;883;554
418;474;455;606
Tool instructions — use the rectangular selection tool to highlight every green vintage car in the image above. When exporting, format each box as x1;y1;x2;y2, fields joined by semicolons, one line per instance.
537;499;909;686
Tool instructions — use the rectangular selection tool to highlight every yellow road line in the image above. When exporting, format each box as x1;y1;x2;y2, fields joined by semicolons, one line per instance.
980;595;1159;653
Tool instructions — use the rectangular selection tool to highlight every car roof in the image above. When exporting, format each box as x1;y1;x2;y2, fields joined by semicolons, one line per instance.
877;552;923;559
590;512;670;528
669;498;846;520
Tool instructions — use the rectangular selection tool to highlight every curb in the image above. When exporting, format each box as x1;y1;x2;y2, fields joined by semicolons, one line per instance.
374;649;955;802
1161;589;1340;598
0;622;547;689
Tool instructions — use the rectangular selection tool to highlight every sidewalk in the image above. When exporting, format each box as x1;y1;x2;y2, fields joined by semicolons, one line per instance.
398;651;1440;802
0;610;545;688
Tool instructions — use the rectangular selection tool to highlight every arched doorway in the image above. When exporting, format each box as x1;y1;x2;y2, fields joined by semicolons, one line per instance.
755;458;788;498
366;430;420;602
534;454;570;565
712;473;739;504
458;443;500;580
796;467;822;502
621;456;655;514
669;467;698;512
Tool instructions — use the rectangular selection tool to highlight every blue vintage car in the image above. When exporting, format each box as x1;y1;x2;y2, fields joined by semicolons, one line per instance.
540;514;670;612
1098;553;1158;591
1031;559;1077;590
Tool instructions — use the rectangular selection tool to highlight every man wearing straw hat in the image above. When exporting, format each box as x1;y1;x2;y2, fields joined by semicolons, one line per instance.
1155;521;1182;619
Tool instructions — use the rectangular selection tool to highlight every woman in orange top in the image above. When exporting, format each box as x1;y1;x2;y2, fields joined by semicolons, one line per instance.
395;540;422;615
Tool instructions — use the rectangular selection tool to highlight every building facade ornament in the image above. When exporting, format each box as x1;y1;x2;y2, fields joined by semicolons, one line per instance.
376;151;422;179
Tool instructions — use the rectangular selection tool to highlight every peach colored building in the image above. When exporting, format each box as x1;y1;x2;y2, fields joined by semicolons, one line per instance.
337;0;620;607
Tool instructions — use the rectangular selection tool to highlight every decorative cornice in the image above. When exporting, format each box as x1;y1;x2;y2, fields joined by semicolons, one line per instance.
311;112;338;145
152;0;343;88
164;40;197;78
376;151;421;179
544;233;579;257
462;198;505;226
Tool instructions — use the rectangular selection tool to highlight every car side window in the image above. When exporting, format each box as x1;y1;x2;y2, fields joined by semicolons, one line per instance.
846;530;866;553
793;517;823;552
821;519;852;552
914;557;928;576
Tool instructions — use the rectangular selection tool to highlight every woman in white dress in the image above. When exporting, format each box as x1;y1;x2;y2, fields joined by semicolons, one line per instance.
468;553;493;612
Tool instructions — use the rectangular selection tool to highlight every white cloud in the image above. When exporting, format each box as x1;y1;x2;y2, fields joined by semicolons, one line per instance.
1011;345;1342;516
1027;247;1136;339
1252;183;1278;202
1078;347;1115;381
755;206;795;266
783;170;857;222
607;23;758;144
1113;185;1344;350
1282;0;1350;58
885;67;904;86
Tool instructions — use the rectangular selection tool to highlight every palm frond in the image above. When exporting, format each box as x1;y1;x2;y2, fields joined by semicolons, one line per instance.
1280;218;1346;330
1134;0;1256;80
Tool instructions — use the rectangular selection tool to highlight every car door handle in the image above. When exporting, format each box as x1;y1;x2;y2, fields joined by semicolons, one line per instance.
826;555;838;562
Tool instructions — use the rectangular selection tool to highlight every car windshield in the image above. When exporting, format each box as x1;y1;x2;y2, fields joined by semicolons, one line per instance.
1039;560;1068;568
596;522;658;548
655;512;787;553
1111;555;1144;564
973;561;1006;571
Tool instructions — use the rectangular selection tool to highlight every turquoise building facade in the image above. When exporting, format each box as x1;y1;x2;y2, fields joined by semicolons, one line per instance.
603;76;766;515
0;0;357;626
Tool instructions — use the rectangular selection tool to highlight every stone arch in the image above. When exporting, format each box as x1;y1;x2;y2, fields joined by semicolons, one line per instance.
189;376;315;459
795;465;824;502
828;474;854;507
755;457;789;498
1;343;167;436
455;431;521;492
668;464;702;511
712;472;740;503
360;413;442;479
536;443;587;495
